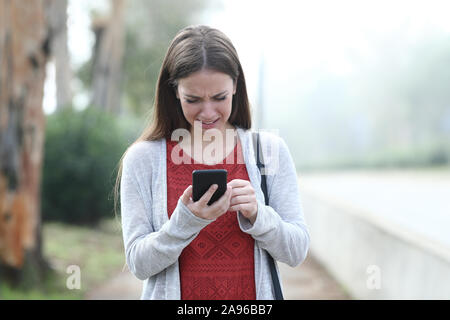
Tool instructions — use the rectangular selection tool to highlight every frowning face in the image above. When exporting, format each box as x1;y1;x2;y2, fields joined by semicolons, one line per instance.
176;69;237;135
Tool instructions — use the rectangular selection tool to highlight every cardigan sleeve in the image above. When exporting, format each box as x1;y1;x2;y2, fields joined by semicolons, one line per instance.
120;144;214;280
237;135;310;267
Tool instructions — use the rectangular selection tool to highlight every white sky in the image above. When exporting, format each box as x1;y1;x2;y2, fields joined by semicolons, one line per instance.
43;0;450;114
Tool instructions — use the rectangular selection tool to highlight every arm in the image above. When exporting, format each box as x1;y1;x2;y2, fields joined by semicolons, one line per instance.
238;136;310;267
120;147;213;280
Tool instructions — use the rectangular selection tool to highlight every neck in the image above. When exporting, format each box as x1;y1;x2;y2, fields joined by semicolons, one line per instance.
189;123;236;148
179;123;237;164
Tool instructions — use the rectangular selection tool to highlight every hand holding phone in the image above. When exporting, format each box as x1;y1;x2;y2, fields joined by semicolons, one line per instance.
179;169;232;220
192;169;227;205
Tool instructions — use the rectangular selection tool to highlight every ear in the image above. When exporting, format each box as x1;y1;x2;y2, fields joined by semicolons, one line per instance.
175;87;180;99
233;81;237;95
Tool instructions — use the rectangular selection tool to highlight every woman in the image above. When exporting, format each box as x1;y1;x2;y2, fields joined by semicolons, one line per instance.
116;25;309;300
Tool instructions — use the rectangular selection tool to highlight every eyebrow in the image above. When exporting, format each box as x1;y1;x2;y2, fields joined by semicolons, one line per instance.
183;90;228;99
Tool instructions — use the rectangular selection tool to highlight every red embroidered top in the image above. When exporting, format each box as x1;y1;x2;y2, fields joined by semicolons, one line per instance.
166;139;256;300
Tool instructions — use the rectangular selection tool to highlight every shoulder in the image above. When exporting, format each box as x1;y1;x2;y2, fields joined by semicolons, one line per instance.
243;129;293;176
242;128;289;155
257;130;285;145
238;127;283;142
122;139;164;170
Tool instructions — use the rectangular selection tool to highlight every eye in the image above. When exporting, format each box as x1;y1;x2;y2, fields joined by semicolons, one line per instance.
185;99;198;104
215;96;226;101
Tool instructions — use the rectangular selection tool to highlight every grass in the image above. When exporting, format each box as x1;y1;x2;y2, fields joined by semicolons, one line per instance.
0;218;126;300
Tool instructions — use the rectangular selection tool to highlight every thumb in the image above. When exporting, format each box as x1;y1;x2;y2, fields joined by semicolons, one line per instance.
180;185;193;205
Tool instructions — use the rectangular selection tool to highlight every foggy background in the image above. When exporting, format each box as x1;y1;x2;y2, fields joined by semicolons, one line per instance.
47;0;450;170
1;0;449;299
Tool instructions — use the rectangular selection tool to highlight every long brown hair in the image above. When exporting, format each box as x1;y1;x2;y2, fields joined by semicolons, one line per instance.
113;25;252;220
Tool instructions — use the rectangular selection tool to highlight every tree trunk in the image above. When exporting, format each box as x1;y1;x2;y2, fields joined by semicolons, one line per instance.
0;0;52;287
91;0;126;114
47;0;73;110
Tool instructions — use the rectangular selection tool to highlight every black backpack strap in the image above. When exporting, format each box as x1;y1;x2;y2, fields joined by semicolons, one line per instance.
252;132;269;205
252;132;284;300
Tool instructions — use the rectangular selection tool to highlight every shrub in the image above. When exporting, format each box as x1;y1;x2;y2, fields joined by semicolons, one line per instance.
42;106;131;225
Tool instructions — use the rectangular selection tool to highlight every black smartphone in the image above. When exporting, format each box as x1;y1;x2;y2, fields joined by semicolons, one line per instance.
192;169;227;205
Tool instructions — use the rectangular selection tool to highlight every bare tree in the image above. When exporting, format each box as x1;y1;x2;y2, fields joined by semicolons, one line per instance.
91;0;127;114
46;0;73;110
0;0;53;286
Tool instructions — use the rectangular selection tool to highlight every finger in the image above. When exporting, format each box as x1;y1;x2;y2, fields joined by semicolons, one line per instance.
231;184;255;198
180;185;193;205
229;203;253;212
209;185;232;210
198;184;218;206
230;195;253;206
231;186;253;197
227;179;248;188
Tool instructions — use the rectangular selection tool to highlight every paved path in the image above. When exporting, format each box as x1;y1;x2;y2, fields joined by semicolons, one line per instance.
279;254;350;299
85;268;142;300
299;169;450;248
85;253;351;300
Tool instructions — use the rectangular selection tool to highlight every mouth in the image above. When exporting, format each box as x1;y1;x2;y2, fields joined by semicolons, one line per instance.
201;118;219;124
198;118;219;128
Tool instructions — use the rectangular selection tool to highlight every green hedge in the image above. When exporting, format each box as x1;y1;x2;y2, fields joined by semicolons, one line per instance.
41;106;133;225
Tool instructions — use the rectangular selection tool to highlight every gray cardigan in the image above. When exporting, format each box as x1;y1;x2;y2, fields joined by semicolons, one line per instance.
120;127;310;299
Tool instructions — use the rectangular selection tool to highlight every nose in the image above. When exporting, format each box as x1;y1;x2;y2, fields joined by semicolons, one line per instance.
199;101;217;119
